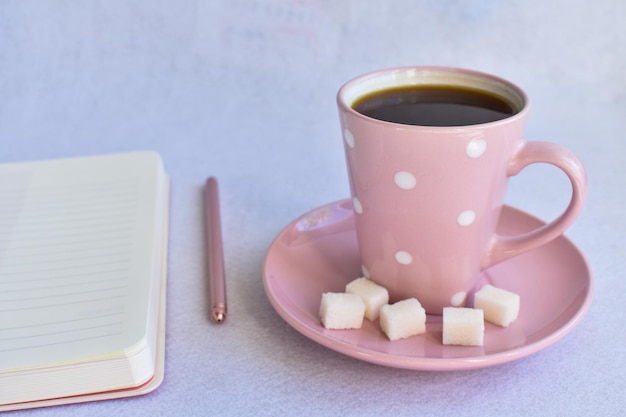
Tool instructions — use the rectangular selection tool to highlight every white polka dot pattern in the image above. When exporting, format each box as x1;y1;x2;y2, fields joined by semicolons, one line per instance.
395;251;413;265
394;171;417;190
457;210;476;226
450;292;467;306
352;197;363;214
345;131;480;268
344;128;355;148
361;264;370;278
466;139;486;158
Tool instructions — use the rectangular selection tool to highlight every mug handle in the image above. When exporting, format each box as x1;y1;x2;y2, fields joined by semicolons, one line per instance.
482;141;587;269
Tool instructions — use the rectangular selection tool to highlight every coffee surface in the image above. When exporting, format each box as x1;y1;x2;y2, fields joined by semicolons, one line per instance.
352;85;515;126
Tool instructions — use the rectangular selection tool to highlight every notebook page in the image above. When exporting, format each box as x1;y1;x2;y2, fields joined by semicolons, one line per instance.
0;152;165;371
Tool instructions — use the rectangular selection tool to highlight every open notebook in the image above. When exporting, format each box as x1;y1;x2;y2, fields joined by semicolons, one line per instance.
0;151;169;410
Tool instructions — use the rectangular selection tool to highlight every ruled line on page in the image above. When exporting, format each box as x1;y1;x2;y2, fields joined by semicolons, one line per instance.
0;176;143;357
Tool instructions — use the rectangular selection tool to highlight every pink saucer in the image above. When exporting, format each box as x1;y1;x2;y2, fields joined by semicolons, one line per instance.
263;200;593;370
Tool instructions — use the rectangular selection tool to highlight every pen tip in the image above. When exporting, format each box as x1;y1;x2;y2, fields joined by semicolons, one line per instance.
213;311;226;323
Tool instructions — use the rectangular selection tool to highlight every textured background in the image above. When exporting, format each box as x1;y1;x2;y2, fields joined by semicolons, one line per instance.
1;1;624;415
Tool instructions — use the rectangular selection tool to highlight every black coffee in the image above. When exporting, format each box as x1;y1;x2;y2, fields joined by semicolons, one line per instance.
352;85;515;126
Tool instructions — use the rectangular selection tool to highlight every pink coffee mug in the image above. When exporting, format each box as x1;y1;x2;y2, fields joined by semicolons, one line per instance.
337;66;587;314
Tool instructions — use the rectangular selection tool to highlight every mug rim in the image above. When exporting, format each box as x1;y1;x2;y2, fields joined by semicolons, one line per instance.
337;66;530;130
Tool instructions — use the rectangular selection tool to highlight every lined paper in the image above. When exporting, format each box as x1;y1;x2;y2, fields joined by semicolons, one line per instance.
0;153;164;371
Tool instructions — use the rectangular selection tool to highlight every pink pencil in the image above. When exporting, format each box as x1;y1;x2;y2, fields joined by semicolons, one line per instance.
205;177;227;323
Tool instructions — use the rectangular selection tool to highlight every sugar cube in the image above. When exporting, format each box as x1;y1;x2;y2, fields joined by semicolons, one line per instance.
345;277;389;321
442;307;484;346
319;292;366;330
379;298;426;341
474;284;520;327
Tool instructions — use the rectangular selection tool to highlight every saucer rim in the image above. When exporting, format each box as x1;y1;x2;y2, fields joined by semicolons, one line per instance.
263;199;593;371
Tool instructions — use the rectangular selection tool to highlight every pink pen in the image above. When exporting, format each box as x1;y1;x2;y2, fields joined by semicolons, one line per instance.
205;177;227;323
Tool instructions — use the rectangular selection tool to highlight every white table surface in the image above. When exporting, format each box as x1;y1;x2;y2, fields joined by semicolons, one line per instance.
1;1;624;415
